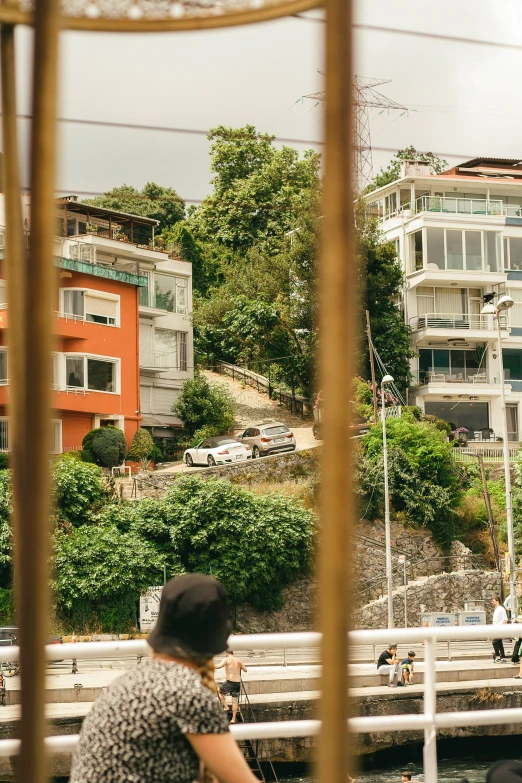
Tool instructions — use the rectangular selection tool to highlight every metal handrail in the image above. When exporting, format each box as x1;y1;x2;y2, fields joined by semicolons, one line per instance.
239;678;279;782
410;312;508;331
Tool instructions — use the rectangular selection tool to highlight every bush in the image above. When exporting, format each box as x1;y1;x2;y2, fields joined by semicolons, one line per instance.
163;476;315;609
127;429;154;462
53;459;105;527
82;426;127;469
356;416;462;547
0;454;9;470
173;374;235;436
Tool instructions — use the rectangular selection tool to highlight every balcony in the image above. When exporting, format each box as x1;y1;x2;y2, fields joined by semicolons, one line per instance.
409;312;508;340
138;291;171;318
411;370;509;397
140;351;179;374
381;195;522;223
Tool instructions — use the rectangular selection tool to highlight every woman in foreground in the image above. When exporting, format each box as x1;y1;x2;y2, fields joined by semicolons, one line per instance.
70;573;259;783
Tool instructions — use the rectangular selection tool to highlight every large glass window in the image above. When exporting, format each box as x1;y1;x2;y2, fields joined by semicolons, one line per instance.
66;357;84;387
486;232;500;272
505;237;522;271
465;231;482;271
84;294;117;326
418;348;486;383
408;231;423;273
446;230;464;270
179;332;187;371
63;290;84;318
154;274;176;312
88;359;115;392
0;352;7;384
508;288;522;326
502;349;522;380
426;228;444;270
155;328;178;368
424;401;489;432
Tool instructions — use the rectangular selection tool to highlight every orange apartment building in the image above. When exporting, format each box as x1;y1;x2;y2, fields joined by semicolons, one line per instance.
0;195;194;453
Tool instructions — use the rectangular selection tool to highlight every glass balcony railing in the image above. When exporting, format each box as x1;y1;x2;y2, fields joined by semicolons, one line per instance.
138;288;175;312
413;370;500;386
376;196;522;222
139;351;179;370
409;312;508;331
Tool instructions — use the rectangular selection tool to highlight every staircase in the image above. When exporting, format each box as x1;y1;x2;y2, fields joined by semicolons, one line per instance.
226;680;278;782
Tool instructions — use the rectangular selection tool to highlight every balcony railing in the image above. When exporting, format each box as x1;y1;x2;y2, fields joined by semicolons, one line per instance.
410;312;508;332
139;351;179;370
413;370;500;386
54;237;97;264
138;289;175;313
377;195;522;222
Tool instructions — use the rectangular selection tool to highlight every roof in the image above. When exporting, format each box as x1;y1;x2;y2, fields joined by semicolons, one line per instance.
56;198;160;226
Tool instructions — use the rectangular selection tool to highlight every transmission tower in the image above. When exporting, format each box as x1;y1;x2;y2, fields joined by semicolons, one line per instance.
303;77;407;193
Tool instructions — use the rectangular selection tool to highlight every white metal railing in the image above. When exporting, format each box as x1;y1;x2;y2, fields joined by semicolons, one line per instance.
410;313;508;332
377;195;522;223
384;405;402;419
54;237;97;264
52;310;85;323
3;625;522;783
452;446;520;462
413;370;499;386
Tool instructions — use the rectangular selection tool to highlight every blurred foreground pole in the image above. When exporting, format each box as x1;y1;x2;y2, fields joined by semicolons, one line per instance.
318;0;354;782
6;0;59;779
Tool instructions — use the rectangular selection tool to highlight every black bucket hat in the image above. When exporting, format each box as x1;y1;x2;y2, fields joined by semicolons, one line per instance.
487;761;522;783
148;573;231;659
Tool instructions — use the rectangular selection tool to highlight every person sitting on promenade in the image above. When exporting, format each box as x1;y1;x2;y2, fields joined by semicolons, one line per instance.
401;651;416;685
377;644;403;687
216;650;247;723
70;573;260;783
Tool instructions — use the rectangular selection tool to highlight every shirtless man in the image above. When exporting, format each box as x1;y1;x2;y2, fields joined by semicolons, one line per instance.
215;650;247;723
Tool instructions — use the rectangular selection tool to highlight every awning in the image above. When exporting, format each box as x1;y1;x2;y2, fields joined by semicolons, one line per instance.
140;414;182;428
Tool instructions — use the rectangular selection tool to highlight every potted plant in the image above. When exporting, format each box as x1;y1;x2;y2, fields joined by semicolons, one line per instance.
85;223;98;235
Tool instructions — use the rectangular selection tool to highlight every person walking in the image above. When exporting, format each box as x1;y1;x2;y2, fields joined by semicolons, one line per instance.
70;573;260;783
216;650;247;723
491;595;508;663
377;644;403;687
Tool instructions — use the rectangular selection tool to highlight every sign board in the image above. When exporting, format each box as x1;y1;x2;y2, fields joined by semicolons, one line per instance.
420;612;457;627
464;601;484;612
457;611;486;626
139;586;163;633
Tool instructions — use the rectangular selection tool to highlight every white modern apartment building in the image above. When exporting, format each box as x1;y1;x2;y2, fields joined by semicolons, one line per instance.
364;157;522;443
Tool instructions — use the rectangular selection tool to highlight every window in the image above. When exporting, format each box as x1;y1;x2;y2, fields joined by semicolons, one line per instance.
0;419;8;452
66;357;84;388
140;385;151;414
84;294;117;326
508;289;522;326
502;350;522;380
62;290;118;325
154;274;175;312
50;420;62;454
424;401;489;432
504;237;522;271
486;232;501;272
0;352;7;385
155;329;178;368
408;231;423;273
151;387;178;413
426;228;444;270
507;405;519;441
465;231;482;271
418;348;486;384
417;229;500;273
179;332;187;371
447;230;463;270
63;290;84;318
175;279;187;314
65;356;117;392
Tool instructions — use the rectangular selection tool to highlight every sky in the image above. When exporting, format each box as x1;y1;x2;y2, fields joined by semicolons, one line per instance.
9;0;522;203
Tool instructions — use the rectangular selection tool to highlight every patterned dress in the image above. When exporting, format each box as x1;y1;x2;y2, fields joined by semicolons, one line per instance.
70;659;229;783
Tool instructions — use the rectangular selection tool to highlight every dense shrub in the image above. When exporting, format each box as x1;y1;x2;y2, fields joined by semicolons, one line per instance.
356;416;462;547
82;426;127;468
173;374;235;436
163;476;315;609
53;459;105;527
127;429;154;462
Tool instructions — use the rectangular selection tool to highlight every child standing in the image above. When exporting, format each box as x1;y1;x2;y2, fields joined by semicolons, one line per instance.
401;651;416;685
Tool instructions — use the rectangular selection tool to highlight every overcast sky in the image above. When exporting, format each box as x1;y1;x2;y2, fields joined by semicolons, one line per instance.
9;0;522;203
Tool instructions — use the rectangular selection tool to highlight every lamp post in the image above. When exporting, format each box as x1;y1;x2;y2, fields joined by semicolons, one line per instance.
481;295;517;620
381;373;395;628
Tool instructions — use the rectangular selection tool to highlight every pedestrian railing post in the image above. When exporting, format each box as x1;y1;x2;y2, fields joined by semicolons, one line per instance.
423;636;438;783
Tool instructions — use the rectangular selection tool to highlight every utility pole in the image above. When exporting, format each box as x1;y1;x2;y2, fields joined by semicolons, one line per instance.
366;310;378;424
477;453;502;578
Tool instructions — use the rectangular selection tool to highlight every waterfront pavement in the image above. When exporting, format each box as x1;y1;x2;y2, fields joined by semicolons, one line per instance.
1;656;521;715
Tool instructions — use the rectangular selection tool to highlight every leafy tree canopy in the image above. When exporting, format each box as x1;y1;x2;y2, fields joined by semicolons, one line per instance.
82;426;127;469
355;414;462;547
368;146;448;192
86;182;185;233
187;125;321;256
173;373;235;436
53;458;105;527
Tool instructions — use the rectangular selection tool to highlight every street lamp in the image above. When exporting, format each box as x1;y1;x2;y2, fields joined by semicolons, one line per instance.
481;294;517;620
381;374;395;628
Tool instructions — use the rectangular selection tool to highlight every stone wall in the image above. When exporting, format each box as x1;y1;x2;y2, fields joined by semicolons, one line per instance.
236;575;317;634
133;448;319;499
353;569;501;629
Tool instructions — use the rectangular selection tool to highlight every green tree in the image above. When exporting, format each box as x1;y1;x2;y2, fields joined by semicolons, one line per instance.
127;429;154;463
53;458;105;527
86;182;185;233
188;125;321;256
368;146;448;192
82;426;127;469
161;222;219;298
356;211;414;392
355;415;462;547
163;476;315;609
173;374;235;435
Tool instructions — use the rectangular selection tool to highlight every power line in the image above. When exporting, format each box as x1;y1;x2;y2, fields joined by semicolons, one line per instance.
294;14;522;54
6;112;324;148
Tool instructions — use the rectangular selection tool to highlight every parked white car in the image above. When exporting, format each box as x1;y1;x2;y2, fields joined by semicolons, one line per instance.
184;436;252;468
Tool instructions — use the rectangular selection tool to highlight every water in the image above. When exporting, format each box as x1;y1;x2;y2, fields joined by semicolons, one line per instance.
281;757;501;783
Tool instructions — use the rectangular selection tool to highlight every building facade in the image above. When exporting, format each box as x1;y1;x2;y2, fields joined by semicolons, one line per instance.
365;157;522;442
0;196;193;453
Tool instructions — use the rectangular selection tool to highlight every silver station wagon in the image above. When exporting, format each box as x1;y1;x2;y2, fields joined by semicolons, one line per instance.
237;422;296;458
